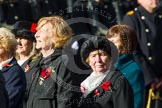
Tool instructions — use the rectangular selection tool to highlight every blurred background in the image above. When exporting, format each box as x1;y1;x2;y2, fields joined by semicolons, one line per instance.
0;0;138;26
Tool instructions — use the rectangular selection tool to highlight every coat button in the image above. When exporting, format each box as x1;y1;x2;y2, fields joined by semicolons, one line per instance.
104;5;108;9
147;42;151;46
159;15;162;19
48;11;52;15
134;8;138;11
141;16;145;20
45;0;48;3
145;29;149;32
148;57;152;60
14;16;19;20
10;3;14;7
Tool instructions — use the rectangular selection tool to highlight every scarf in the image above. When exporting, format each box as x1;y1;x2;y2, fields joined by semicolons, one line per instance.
81;70;109;97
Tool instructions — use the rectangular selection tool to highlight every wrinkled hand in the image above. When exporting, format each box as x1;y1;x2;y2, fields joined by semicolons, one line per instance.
80;86;86;94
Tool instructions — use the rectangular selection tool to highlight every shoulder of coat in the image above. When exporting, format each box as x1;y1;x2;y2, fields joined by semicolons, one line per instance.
127;10;135;16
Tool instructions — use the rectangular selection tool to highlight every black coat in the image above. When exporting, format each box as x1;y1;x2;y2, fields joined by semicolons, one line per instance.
1;57;26;108
122;6;162;86
26;49;81;108
21;58;39;92
78;71;134;108
0;73;9;108
20;57;40;108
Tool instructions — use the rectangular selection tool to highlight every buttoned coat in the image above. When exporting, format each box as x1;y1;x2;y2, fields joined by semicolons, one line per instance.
122;6;162;86
2;1;32;25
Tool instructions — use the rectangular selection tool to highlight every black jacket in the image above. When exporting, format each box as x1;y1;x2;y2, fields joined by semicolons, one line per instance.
20;57;40;108
0;73;9;108
21;58;39;92
78;71;134;108
122;6;162;85
27;49;80;108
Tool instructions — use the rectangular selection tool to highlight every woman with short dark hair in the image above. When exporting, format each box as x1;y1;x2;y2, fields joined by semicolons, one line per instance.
107;24;144;108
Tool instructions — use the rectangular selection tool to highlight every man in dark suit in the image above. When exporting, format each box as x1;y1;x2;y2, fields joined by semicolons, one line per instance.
122;0;162;108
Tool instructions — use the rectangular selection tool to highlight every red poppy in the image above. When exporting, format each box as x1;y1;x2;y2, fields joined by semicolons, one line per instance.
3;64;13;68
25;65;30;72
40;66;55;80
95;89;100;96
30;23;37;33
102;81;112;91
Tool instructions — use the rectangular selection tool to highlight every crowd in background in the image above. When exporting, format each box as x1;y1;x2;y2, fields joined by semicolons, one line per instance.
0;0;162;108
0;0;138;29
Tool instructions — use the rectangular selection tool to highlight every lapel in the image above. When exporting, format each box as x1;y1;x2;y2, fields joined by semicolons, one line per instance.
21;58;36;72
27;51;60;94
86;70;115;98
27;57;42;94
1;57;17;73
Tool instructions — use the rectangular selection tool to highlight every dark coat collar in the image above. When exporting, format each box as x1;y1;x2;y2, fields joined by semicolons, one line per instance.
27;48;62;95
38;48;62;67
115;54;134;69
85;70;115;98
138;5;160;21
1;57;18;72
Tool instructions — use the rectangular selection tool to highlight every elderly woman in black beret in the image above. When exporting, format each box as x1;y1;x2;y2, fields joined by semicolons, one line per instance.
79;36;134;108
0;27;26;108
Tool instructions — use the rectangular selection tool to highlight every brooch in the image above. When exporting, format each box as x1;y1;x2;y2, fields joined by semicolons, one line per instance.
25;64;30;72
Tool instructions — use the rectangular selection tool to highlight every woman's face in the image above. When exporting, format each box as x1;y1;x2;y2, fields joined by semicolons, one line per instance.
34;23;53;51
16;37;33;55
88;50;111;73
108;34;121;51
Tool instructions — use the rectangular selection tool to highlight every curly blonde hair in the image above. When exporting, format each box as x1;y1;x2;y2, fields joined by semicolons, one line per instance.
36;16;73;49
0;27;17;56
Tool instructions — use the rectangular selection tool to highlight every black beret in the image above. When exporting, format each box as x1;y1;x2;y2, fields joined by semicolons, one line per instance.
81;36;111;67
12;21;37;41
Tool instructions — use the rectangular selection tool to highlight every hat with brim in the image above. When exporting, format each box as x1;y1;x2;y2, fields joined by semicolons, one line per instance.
80;36;111;67
12;21;37;41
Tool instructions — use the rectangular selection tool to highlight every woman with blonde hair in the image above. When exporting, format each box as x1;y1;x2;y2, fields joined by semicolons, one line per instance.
12;21;40;107
26;16;78;108
0;27;26;108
